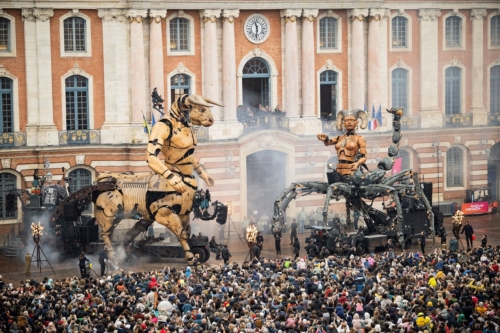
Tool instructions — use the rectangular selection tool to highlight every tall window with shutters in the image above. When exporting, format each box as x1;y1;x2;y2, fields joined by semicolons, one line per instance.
491;65;500;114
0;18;10;53
0;77;13;133
391;16;407;48
65;75;89;130
0;173;17;219
445;16;462;47
398;150;410;170
68;168;92;213
391;68;408;114
170;17;189;52
64;17;86;52
446;147;464;187
491;15;500;47
445;67;461;115
319;17;337;50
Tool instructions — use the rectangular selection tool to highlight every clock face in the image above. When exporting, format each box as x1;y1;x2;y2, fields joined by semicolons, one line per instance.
244;14;270;44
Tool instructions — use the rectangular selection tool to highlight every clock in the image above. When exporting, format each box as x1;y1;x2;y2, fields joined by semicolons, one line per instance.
244;14;270;44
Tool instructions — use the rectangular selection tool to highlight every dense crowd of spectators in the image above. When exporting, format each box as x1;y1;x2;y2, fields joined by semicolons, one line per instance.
237;105;286;126
1;243;500;333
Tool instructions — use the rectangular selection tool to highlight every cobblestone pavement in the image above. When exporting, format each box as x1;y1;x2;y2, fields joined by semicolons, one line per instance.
1;213;498;284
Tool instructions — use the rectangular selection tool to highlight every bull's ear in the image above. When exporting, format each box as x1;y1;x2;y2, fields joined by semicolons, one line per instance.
202;96;224;107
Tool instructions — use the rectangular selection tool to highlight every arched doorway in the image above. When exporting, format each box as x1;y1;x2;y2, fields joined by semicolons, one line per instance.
246;150;286;233
488;142;500;199
242;58;270;111
319;70;337;120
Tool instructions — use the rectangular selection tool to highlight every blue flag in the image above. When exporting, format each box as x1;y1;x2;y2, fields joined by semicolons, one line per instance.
372;104;376;122
376;104;383;126
142;111;150;135
152;111;156;128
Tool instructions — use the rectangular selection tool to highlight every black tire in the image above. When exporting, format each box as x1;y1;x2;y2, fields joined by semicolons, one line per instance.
191;247;207;263
124;253;137;264
356;242;366;255
492;207;498;215
202;247;211;262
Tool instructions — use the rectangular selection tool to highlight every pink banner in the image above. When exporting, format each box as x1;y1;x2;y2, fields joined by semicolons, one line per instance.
461;202;489;215
391;157;403;175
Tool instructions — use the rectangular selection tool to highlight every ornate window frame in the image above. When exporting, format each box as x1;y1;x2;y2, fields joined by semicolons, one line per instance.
59;10;92;57
442;11;466;51
486;57;500;114
166;62;196;107
0;11;16;57
316;10;342;54
488;12;500;50
0;64;19;132
389;11;412;52
166;11;195;56
60;63;94;130
442;58;466;115
444;145;468;190
0;170;22;223
237;48;279;109
389;58;413;115
316;59;343;118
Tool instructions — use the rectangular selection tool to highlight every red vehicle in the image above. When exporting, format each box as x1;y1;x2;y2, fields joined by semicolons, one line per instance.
462;188;498;215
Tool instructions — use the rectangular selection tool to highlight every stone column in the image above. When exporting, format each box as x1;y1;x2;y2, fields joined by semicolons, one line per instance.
348;9;369;110
222;10;239;121
301;9;318;117
149;10;167;103
418;9;442;128
367;9;383;115
127;10;148;124
98;9;131;144
470;9;488;125
281;9;302;118
201;10;221;120
22;9;57;146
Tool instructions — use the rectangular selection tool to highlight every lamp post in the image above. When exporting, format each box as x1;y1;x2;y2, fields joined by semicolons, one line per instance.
432;141;442;213
226;199;233;239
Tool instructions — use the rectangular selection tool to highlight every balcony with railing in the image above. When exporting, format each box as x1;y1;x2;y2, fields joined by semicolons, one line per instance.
321;120;341;137
58;129;101;145
241;115;290;133
0;132;27;148
488;112;500;126
443;113;473;127
400;115;421;130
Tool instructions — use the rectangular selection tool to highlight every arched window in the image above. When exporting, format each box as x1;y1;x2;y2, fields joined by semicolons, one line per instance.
391;68;408;114
0;18;10;52
170;17;189;51
491;65;500;114
398;150;410;170
242;58;270;75
446;147;464;187
445;16;462;47
0;77;13;133
242;58;270;109
319;17;337;50
319;70;337;120
64;17;86;52
68;168;92;194
170;74;191;105
491;15;500;47
445;67;461;115
0;173;17;219
392;16;407;48
65;75;89;130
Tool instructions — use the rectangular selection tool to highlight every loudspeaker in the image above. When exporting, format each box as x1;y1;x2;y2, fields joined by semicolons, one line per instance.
63;202;78;221
465;190;473;203
421;182;433;207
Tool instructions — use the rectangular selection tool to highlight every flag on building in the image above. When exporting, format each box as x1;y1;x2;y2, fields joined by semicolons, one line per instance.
152;111;156;128
376;104;383;126
392;156;403;175
368;119;378;131
142;111;150;135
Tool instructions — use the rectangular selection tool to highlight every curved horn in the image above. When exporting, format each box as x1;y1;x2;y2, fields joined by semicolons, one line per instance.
355;109;368;129
336;110;346;131
187;95;211;107
202;96;224;107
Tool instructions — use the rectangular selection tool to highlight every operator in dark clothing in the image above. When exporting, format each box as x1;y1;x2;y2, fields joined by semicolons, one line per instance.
305;241;319;258
256;232;264;252
209;236;222;260
290;219;298;245
221;245;231;265
98;246;109;277
420;231;426;255
293;237;300;260
251;243;261;260
273;227;282;255
461;221;474;250
78;252;90;278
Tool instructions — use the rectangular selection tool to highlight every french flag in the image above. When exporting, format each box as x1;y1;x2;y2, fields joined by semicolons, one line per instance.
368;119;378;131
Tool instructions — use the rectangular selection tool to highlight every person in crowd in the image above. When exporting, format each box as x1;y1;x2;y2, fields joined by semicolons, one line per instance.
98;246;108;277
256;231;264;252
236;105;246;122
297;207;307;234
461;220;474;250
449;236;459;252
273;226;282;255
482;234;488;248
290;219;298;245
308;208;316;227
293;237;300;260
333;214;341;232
353;210;361;230
209;236;222;260
78;252;90;278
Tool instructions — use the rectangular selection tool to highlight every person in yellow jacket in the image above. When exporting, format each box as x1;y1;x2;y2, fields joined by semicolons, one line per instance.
436;270;446;280
428;275;438;288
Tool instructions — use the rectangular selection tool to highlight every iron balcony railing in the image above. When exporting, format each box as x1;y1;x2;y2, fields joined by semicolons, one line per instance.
58;129;101;145
488;112;500;126
242;115;290;133
400;115;421;130
443;113;473;127
0;132;27;148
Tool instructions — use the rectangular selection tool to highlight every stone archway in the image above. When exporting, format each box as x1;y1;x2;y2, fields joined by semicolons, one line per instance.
488;141;500;199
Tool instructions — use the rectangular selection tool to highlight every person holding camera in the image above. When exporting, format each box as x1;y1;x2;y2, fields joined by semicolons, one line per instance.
98;246;109;277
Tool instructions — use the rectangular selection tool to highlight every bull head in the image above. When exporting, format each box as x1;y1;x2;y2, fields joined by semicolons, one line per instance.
180;95;224;127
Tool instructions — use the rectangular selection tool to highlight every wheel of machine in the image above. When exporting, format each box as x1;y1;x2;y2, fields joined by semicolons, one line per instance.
493;207;498;215
202;247;211;262
404;237;412;249
191;246;207;263
356;242;366;255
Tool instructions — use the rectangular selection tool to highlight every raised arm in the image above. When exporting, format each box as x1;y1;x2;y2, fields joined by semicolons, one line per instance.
193;155;214;187
317;134;340;146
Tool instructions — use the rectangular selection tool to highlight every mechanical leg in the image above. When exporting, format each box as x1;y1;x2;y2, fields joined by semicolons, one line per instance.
94;190;124;259
154;207;194;263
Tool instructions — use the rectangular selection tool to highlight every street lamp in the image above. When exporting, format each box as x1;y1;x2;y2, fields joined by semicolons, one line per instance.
432;141;442;213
